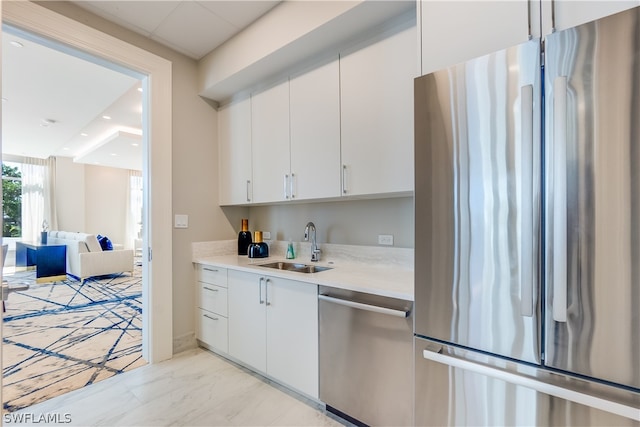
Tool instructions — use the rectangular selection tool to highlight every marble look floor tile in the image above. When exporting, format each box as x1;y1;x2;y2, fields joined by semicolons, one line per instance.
8;349;347;427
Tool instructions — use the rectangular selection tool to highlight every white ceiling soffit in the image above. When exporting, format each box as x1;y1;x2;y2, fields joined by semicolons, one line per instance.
199;0;416;101
74;130;143;171
71;0;281;60
1;29;141;166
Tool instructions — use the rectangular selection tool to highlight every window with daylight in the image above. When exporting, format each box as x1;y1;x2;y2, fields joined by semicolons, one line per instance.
127;170;143;247
2;157;57;243
2;162;23;238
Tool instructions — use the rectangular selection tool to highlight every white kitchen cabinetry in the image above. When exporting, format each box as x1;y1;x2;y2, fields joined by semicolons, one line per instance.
227;270;266;371
218;98;252;205
251;80;290;204
419;0;639;76
340;22;416;197
227;270;319;398
289;58;341;201
419;0;535;75
195;265;228;353
541;0;639;35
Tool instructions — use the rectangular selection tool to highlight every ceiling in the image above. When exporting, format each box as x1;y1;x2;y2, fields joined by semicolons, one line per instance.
2;0;280;171
71;1;280;60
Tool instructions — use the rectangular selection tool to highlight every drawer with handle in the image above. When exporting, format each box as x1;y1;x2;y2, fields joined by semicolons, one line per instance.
196;265;227;287
196;308;228;353
197;283;228;316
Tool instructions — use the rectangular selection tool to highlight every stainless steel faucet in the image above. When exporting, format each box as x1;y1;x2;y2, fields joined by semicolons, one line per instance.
304;222;321;262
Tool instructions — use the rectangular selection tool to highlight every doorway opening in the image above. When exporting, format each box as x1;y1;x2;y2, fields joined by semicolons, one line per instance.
1;24;147;412
2;1;174;401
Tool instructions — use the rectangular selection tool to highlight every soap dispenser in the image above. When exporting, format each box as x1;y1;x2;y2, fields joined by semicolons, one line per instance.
286;239;295;259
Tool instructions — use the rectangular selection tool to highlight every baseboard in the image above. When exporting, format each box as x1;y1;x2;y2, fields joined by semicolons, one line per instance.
173;331;197;355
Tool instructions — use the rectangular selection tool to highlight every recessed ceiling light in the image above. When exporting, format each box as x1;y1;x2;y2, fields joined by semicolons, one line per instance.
41;118;57;127
137;87;143;92
10;41;24;48
110;153;118;156
81;133;88;137
102;115;111;120
63;147;70;151
131;143;139;147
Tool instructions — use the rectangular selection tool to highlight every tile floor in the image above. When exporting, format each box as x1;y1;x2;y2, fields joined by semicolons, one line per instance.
5;348;348;426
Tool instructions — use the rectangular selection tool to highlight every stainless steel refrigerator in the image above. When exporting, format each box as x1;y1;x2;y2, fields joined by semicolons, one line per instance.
414;7;640;426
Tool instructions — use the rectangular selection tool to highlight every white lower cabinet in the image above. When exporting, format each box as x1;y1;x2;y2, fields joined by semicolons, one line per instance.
195;265;228;353
228;269;319;399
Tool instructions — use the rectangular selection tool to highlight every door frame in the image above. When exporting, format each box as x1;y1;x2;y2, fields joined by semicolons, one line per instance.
2;1;173;363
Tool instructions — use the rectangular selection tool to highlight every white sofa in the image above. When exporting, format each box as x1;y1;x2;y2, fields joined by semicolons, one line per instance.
47;231;134;282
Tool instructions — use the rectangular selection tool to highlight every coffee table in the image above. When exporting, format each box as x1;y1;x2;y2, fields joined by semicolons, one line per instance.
15;242;67;283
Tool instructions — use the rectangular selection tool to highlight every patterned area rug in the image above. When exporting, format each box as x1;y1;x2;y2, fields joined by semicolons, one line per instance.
2;267;146;412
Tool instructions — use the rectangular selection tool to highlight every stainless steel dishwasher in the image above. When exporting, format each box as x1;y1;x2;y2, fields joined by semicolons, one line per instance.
319;285;413;426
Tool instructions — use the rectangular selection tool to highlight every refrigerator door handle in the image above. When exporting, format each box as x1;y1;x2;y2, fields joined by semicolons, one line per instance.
552;76;568;323
422;348;640;421
520;84;534;317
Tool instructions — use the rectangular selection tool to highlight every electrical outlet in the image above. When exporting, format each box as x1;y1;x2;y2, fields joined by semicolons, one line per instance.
378;234;394;246
263;231;271;240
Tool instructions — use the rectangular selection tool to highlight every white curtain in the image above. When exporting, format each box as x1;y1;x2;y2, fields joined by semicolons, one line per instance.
21;156;57;242
125;170;143;250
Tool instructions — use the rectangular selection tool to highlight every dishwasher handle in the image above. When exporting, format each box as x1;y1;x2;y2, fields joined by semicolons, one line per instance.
318;294;410;318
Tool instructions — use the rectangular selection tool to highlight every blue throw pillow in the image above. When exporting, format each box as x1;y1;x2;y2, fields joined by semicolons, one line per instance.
96;234;114;251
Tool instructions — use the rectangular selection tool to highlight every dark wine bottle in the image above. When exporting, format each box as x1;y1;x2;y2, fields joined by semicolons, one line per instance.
238;219;252;256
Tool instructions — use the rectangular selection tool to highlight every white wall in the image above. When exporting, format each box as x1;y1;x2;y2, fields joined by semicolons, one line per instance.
55;158;129;246
54;157;86;233
84;164;128;245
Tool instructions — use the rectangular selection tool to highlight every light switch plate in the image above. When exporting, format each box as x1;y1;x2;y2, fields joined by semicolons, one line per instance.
174;214;188;229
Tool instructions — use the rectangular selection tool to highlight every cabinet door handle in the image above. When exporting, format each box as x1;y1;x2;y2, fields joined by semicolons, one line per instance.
290;173;295;199
203;314;219;321
246;180;251;202
527;0;532;39
265;278;272;306
551;0;556;33
259;277;265;304
283;174;290;199
203;267;218;272
203;286;219;292
342;164;348;194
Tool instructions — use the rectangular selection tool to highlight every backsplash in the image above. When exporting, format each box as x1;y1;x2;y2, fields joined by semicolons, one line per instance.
192;239;413;269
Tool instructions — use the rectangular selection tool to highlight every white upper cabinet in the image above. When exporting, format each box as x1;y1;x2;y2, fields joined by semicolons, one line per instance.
251;80;291;204
419;0;536;75
541;0;639;35
218;98;252;205
289;58;342;201
340;22;416;197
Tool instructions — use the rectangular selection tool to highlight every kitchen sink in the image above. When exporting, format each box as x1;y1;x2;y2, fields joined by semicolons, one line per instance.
258;261;332;274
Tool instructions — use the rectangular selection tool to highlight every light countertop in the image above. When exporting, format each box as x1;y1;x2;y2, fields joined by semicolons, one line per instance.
193;243;414;301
